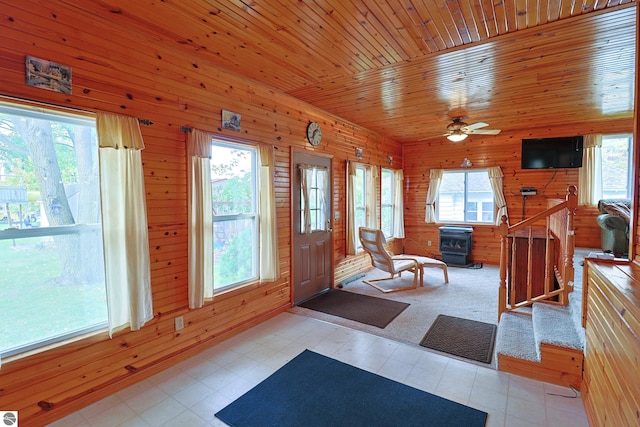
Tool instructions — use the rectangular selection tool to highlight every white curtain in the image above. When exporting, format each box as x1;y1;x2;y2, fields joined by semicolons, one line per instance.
578;134;603;206
299;164;328;234
488;166;508;226
187;129;213;309
299;164;312;234
347;161;378;254
425;169;443;223
97;112;153;337
366;165;379;228
346;161;358;255
259;145;280;282
393;170;405;238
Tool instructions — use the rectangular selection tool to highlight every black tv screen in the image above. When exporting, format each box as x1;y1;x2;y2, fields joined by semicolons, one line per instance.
521;136;584;169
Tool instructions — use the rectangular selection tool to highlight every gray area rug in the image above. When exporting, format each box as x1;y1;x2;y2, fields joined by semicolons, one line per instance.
298;289;409;328
419;314;497;364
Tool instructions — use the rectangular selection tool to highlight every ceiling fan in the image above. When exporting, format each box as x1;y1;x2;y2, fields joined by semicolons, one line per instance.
443;117;501;142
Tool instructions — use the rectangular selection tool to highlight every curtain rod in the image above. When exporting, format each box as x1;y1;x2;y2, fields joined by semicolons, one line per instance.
1;96;156;126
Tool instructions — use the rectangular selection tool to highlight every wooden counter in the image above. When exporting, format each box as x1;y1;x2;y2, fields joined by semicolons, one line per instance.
582;259;640;427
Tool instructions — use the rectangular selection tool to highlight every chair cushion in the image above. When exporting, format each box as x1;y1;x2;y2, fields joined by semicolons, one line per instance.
392;258;417;272
401;255;447;266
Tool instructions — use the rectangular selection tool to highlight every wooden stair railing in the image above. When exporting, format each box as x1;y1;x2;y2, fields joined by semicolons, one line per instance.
498;186;577;318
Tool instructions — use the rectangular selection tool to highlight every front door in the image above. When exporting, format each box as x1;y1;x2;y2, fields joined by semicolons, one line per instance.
292;151;333;303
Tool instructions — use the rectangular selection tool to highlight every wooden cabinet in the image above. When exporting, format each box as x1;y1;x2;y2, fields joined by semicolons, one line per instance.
508;228;556;304
583;260;640;427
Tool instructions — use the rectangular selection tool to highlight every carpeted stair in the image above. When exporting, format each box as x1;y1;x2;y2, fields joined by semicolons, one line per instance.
495;289;585;388
494;311;538;361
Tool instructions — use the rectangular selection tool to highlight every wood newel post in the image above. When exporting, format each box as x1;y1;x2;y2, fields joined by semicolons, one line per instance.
498;214;509;320
565;186;577;296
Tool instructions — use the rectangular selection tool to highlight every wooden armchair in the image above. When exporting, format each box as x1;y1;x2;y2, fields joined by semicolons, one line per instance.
358;227;449;293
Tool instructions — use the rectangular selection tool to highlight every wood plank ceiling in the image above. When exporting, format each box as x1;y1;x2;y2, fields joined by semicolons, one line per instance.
74;0;636;142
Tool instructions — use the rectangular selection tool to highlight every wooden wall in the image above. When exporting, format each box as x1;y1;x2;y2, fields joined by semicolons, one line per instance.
0;2;635;426
403;121;633;265
0;2;401;425
582;9;640;426
583;260;640;426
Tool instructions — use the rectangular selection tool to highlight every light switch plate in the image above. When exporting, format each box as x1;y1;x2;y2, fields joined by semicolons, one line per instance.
175;316;184;331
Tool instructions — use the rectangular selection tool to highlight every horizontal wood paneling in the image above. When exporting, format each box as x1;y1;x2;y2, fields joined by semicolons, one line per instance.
583;261;640;426
0;2;402;425
29;0;626;97
287;6;636;144
403;122;633;265
0;2;637;426
0;2;635;147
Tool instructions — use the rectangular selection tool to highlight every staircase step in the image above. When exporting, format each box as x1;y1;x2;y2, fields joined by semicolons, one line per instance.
568;289;586;348
495;312;539;362
532;302;584;351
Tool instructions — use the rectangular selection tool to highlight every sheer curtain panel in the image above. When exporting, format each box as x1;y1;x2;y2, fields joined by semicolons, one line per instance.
259;145;280;282
366;165;379;228
393;170;405;238
187;129;214;309
346;161;358;255
578;134;603;206
97;112;153;337
488;166;508;225
425;169;444;223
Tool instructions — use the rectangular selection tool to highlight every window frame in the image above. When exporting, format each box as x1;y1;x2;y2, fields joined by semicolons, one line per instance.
0;102;107;358
436;169;495;224
601;133;633;199
299;165;329;233
210;139;260;292
380;168;395;239
354;164;367;242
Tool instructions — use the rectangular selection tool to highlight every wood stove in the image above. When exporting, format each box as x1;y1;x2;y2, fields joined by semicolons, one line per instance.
439;225;473;266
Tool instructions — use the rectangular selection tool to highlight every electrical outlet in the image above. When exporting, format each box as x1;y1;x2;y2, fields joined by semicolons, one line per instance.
175;316;184;331
427;240;432;246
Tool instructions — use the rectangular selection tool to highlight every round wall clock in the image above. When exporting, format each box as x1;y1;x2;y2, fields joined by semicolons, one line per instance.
306;121;322;146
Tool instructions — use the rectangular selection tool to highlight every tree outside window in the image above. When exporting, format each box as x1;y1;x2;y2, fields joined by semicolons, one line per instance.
211;141;258;290
0;103;106;358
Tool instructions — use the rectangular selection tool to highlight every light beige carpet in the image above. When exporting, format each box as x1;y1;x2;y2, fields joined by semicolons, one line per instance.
289;248;593;367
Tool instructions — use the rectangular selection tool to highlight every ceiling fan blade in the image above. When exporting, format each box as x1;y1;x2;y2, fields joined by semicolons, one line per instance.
467;129;501;135
418;132;451;141
464;122;489;131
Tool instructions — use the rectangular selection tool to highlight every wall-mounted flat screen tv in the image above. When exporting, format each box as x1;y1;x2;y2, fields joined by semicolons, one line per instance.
521;136;584;169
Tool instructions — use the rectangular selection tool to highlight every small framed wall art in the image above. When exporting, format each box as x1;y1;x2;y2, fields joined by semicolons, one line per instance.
25;56;72;94
222;109;241;132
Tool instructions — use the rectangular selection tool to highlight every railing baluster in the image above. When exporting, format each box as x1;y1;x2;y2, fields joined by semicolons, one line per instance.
498;186;577;316
498;215;509;319
544;216;551;296
526;225;534;303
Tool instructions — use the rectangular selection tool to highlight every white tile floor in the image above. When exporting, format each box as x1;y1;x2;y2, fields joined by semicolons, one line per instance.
48;312;590;427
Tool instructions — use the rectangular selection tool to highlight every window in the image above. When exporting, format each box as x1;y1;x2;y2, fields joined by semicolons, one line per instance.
601;134;632;199
300;165;328;233
437;170;494;223
346;162;378;254
211;141;258;290
354;164;367;238
381;168;394;238
0;103;107;358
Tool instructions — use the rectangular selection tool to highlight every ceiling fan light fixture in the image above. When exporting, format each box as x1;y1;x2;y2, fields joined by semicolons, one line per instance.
447;131;468;142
